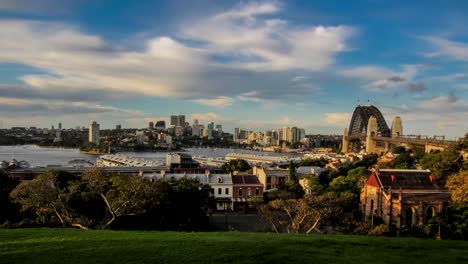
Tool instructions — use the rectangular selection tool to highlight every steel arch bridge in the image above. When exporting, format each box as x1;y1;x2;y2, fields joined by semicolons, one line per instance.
348;105;390;138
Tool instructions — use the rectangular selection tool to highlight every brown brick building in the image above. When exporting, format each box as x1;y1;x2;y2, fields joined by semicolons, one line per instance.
360;168;451;228
232;174;264;211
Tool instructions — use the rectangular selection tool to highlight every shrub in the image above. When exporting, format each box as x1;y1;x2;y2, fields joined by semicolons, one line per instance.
368;224;389;236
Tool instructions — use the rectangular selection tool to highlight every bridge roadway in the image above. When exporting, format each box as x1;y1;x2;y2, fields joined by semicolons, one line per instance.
371;136;455;147
8;166;167;180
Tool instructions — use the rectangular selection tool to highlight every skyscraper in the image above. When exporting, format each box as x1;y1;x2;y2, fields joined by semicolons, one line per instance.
58;122;62;130
207;122;215;130
170;115;178;126
192;119;199;136
148;121;154;131
89;121;100;146
177;115;185;127
155;120;166;131
234;128;239;142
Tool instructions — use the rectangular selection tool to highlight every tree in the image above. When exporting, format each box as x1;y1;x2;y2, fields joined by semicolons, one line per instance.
347;167;370;185
393;153;414;169
328;176;358;196
81;168;151;228
221;159;251;173
10;170;88;228
299;158;327;167
446;170;468;203
288;161;297;183
0;170;18;223
258;193;344;234
420;150;461;179
428;203;468;240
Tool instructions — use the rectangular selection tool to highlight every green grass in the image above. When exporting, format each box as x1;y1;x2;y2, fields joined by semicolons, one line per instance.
0;228;467;264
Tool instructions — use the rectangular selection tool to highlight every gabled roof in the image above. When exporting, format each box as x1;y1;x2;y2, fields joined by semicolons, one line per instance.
232;174;262;186
368;169;447;190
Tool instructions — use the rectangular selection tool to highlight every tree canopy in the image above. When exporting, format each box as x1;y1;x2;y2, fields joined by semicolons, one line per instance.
221;159;251;173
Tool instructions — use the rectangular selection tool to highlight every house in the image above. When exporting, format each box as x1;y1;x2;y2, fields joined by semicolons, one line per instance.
232;174;264;211
360;168;451;228
144;170;233;211
253;166;289;191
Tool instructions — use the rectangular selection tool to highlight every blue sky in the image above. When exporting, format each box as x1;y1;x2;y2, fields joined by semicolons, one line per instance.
0;0;467;138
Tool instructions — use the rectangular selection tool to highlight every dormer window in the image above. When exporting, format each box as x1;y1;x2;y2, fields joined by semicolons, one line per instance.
217;176;223;183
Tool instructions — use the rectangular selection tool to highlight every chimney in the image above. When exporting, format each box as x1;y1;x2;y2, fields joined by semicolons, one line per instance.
391;175;396;182
429;175;434;183
160;170;166;178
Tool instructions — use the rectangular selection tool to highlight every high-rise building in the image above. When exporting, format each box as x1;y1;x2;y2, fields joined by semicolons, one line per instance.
234;128;239;142
177;115;185;127
148;122;154;131
207;122;215;130
192;119;199;136
58;122;62;130
89;121;100;146
155;120;166;131
170;115;178;126
116;124;121;130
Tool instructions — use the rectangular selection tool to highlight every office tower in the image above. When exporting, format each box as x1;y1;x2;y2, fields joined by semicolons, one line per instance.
89;121;100;146
155;120;166;131
170;115;178;126
234;128;239;142
207;122;215;130
116;124;122;130
192;119;199;136
149;122;154;131
177;115;185;127
58;122;62;130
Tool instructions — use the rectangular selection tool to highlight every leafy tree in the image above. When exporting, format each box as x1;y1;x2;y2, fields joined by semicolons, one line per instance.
347;167;370;182
446;170;468;203
393;153;414;169
81;168;152;228
258;193;344;234
328;176;358;196
10;170;88;228
428;203;468;240
288;161;297;183
391;146;410;154
355;153;378;168
0;170;18;223
420;150;461;179
221;159;251;173
299;158;327;167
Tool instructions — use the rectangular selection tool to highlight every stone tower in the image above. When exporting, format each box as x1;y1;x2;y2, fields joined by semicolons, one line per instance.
366;116;377;153
391;116;403;138
342;128;349;153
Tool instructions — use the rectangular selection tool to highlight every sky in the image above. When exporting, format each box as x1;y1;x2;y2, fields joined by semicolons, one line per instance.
0;0;467;138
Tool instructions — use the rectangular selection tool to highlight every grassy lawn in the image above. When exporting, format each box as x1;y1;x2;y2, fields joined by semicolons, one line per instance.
0;228;467;264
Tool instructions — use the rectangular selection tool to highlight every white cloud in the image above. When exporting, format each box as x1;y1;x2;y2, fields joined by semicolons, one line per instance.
181;1;355;71
325;113;352;126
192;96;235;108
424;36;468;61
340;65;424;91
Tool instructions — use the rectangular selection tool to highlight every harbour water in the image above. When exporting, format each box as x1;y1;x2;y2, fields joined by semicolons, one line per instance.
0;145;302;167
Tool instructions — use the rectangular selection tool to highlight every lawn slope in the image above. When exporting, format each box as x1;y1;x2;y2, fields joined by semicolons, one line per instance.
0;228;467;264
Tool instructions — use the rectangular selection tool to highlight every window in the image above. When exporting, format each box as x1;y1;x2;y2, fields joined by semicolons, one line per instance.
218;188;222;195
225;188;229;195
210;188;214;195
370;199;374;212
217;177;223;183
255;188;260;195
247;188;251;196
238;188;243;197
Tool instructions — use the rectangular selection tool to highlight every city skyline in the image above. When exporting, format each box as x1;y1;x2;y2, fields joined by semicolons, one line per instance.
0;0;467;138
